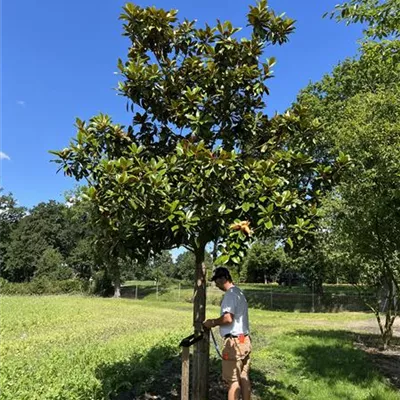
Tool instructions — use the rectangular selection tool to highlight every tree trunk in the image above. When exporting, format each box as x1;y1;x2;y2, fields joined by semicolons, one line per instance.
381;279;398;349
212;239;218;264
382;327;393;350
210;239;218;288
364;278;398;350
192;245;210;400
315;279;324;295
114;280;121;297
113;266;121;298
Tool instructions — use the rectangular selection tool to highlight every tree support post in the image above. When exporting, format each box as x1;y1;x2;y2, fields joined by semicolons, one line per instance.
192;244;210;400
181;346;190;400
179;332;205;400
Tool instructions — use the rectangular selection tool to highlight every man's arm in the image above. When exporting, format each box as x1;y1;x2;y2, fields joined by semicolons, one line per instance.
203;312;233;329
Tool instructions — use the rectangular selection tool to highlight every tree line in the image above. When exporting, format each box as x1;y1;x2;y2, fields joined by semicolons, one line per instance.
0;189;316;288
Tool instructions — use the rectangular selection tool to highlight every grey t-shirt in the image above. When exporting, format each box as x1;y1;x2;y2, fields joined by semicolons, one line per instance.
219;285;250;337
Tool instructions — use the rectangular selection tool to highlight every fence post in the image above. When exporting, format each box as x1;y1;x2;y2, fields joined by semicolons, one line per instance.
135;285;138;300
270;288;273;310
311;282;315;313
156;281;159;300
179;282;181;301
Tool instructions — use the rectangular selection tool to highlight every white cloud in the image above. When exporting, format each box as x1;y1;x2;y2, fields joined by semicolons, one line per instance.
16;100;26;106
0;152;11;160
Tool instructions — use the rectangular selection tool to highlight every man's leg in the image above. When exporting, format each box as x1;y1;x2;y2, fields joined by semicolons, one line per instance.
228;382;241;400
223;359;241;400
240;356;251;400
240;376;251;400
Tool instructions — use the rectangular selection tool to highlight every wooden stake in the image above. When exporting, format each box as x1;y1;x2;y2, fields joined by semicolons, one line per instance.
181;346;190;400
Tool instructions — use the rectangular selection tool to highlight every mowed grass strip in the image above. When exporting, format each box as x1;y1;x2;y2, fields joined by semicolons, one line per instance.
1;296;399;400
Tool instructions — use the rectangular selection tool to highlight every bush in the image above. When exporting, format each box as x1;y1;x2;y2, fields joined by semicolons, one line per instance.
56;279;85;293
29;277;53;294
0;277;86;295
1;277;9;287
0;278;30;295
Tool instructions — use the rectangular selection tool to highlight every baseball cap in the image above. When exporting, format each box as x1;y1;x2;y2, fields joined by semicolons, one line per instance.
211;267;232;281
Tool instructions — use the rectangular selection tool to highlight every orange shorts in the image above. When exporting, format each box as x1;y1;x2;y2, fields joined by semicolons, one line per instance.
221;335;251;384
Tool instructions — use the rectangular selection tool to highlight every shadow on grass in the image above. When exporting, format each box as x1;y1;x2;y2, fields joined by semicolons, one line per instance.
289;329;400;389
250;370;299;400
95;342;180;400
95;341;295;400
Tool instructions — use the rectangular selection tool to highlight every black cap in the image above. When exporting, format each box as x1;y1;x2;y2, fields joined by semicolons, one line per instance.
211;267;232;281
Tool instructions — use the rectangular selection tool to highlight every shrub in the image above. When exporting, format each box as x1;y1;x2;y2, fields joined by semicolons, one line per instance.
57;279;85;293
0;277;86;295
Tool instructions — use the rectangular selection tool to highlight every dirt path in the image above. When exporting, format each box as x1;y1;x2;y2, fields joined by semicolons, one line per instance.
348;317;400;390
348;317;400;337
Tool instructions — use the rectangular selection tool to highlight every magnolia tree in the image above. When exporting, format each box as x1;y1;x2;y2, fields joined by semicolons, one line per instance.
52;2;348;397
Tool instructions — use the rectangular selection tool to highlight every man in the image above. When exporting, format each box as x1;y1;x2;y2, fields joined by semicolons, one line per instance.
203;267;251;400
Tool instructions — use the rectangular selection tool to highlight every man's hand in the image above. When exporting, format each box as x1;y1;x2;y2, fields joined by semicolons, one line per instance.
203;319;215;329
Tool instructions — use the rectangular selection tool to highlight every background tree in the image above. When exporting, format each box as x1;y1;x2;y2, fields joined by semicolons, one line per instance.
5;201;72;282
241;241;285;283
329;0;400;39
0;190;26;279
318;90;400;347
286;244;327;295
148;250;175;283
174;250;213;282
35;247;74;280
67;239;96;280
297;0;400;347
64;191;99;280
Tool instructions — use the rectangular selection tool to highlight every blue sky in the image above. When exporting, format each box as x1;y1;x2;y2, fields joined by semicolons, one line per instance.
1;0;364;209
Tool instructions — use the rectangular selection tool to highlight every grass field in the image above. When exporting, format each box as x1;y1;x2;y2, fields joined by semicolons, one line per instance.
1;295;399;400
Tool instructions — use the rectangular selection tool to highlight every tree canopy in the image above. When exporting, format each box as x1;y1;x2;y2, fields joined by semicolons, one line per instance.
329;0;400;39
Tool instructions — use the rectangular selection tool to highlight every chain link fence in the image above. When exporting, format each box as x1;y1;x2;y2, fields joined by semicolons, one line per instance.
121;282;377;312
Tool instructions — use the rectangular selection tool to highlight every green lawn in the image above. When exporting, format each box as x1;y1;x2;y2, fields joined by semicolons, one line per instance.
0;296;398;400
